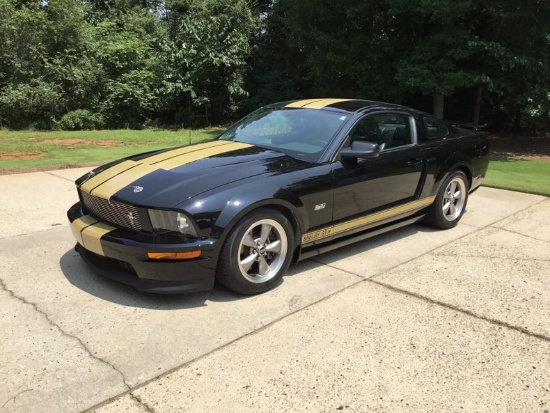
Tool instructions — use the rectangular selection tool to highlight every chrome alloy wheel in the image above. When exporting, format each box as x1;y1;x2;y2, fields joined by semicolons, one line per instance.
442;177;467;221
237;219;288;283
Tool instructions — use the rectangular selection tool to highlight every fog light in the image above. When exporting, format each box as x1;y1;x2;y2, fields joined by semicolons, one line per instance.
147;251;201;260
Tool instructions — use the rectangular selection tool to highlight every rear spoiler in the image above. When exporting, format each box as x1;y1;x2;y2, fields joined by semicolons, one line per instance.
445;120;481;131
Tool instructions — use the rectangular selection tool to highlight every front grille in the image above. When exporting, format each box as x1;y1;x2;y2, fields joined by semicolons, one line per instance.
80;190;142;232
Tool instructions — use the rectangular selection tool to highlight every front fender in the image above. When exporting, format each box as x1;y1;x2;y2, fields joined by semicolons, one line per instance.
181;182;307;245
215;191;305;242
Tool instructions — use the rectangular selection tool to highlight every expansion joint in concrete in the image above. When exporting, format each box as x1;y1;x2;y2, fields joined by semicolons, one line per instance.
129;392;157;413
0;278;131;393
1;388;34;410
369;278;550;344
430;253;550;262
489;225;550;245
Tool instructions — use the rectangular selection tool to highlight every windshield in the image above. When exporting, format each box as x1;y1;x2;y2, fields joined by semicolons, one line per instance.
218;108;349;162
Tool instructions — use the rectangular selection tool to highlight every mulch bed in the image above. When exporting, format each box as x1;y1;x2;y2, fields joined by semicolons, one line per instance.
487;133;550;161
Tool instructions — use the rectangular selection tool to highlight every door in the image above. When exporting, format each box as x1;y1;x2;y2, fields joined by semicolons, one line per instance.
332;112;426;222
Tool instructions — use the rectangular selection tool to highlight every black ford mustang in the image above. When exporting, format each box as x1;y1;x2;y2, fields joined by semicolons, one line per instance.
68;99;489;294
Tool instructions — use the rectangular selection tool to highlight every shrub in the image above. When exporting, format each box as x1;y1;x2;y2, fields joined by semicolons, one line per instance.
0;80;64;128
57;109;105;130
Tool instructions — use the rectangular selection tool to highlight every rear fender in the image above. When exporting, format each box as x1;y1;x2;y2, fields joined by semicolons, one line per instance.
432;153;473;195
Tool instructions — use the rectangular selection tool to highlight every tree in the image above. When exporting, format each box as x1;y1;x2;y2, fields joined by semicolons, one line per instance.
245;0;550;128
90;10;168;127
162;0;257;126
0;0;97;128
466;0;550;129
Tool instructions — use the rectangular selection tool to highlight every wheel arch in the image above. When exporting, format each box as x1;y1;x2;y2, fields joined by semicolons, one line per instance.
432;154;474;196
214;197;304;254
425;167;470;229
454;164;473;188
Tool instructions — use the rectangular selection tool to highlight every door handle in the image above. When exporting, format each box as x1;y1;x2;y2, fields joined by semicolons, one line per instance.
407;158;423;167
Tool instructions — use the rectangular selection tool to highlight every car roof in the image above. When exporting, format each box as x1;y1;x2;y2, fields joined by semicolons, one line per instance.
270;98;413;114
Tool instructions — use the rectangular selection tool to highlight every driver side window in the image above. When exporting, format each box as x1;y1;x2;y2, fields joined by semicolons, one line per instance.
350;113;414;151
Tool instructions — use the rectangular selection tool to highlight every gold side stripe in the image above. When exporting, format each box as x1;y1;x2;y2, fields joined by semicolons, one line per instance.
332;196;435;235
81;222;117;256
80;141;252;200
285;98;352;109
301;196;436;244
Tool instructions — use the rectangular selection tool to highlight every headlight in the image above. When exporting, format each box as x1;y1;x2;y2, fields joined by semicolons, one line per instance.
148;209;198;237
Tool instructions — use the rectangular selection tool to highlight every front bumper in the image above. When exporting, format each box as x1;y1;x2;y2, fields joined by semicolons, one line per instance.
68;202;219;294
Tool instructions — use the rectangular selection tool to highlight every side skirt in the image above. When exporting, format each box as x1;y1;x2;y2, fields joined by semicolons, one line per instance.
298;214;425;261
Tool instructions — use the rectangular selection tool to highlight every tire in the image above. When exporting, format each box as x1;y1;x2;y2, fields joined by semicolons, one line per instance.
425;170;469;229
216;208;295;295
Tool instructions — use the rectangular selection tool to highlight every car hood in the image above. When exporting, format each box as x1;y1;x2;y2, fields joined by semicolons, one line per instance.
77;141;307;208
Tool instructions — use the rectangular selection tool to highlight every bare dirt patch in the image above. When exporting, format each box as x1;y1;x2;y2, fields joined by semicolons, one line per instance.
95;140;124;147
1;151;47;161
488;133;550;161
42;138;87;145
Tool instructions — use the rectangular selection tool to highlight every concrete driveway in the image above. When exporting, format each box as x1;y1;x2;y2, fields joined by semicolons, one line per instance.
0;168;549;413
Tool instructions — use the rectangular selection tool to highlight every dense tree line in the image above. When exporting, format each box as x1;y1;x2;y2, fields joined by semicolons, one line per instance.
0;0;549;130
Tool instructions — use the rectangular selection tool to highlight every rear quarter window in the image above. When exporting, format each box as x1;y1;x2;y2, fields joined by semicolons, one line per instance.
424;118;449;140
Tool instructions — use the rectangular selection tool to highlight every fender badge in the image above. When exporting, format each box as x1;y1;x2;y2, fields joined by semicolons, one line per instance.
133;186;143;193
314;203;326;211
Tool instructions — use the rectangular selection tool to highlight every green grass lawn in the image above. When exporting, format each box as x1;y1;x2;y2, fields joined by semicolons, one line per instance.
483;157;550;196
0;128;223;172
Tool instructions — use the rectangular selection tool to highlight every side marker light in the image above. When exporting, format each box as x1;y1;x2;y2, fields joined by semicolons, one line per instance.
147;251;201;260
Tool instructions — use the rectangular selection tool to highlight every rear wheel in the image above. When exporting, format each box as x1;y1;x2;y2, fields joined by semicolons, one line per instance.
217;208;294;295
426;170;469;229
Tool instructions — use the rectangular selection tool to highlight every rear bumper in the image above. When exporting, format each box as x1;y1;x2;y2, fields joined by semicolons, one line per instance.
470;175;484;192
68;202;218;294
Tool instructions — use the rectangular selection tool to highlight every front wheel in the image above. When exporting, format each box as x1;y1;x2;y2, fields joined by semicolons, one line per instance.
425;170;469;229
216;209;294;295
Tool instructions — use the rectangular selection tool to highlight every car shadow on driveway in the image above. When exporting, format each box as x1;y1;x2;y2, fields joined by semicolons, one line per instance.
58;248;248;309
302;222;441;264
58;222;443;309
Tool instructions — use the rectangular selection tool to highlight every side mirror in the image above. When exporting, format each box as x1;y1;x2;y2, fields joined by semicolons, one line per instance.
340;141;380;159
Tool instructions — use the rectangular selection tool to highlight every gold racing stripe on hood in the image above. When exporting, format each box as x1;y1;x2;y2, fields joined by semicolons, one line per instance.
70;215;116;256
80;160;139;194
80;141;252;200
155;141;251;171
139;140;232;165
80;141;231;194
285;98;352;109
90;163;157;199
